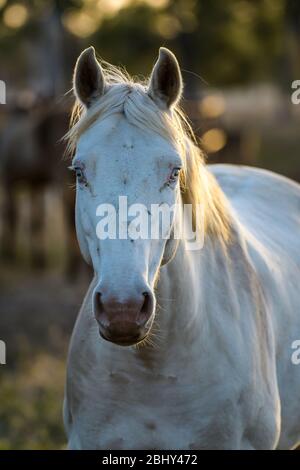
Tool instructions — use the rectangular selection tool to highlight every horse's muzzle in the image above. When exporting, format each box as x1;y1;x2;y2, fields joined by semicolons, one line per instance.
99;327;148;347
92;286;154;346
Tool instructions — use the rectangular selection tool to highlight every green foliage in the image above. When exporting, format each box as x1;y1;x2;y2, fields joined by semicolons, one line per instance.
0;0;289;86
89;0;285;86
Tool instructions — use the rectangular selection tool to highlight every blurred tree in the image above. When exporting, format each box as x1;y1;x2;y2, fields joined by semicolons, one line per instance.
0;0;292;93
284;0;300;88
0;0;80;92
89;0;285;91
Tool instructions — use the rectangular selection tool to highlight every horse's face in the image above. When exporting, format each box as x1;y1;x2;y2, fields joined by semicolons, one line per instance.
72;47;183;346
74;115;181;345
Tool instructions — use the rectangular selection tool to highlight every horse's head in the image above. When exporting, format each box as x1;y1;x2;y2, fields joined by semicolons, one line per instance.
70;47;184;346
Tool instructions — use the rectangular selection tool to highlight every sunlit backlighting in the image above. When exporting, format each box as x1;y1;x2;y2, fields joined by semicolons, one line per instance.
0;0;7;10
142;0;169;9
199;95;226;119
153;14;181;39
96;0;132;16
62;10;100;38
201;128;227;154
3;3;28;29
63;0;134;37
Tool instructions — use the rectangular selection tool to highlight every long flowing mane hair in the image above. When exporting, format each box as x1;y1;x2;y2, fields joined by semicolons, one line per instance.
65;59;231;245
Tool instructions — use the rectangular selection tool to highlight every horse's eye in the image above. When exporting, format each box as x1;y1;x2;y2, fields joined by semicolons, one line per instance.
169;167;181;182
75;167;83;179
69;165;87;185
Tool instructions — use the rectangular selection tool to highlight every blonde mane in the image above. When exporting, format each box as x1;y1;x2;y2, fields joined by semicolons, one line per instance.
66;60;231;245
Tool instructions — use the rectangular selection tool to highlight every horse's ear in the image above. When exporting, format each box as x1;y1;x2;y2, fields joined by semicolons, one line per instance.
73;47;105;107
148;47;183;110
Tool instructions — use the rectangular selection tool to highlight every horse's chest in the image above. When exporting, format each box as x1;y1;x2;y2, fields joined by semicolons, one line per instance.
68;345;279;449
90;399;202;450
72;380;240;450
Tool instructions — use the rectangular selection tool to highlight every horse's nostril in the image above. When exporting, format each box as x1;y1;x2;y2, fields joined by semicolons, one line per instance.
94;291;110;327
136;291;153;327
96;292;102;309
141;292;150;313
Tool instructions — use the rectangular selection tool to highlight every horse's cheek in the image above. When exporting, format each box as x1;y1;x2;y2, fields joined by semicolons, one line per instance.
75;207;93;266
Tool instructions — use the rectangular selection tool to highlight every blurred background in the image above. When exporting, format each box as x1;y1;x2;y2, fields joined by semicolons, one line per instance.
0;0;299;449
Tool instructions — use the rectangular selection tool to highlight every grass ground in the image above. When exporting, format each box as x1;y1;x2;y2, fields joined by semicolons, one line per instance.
0;266;89;449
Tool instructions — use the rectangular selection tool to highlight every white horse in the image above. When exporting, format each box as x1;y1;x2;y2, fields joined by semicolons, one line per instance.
64;46;300;450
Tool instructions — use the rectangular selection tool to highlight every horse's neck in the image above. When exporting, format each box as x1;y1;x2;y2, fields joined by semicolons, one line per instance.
134;219;260;373
133;238;223;369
